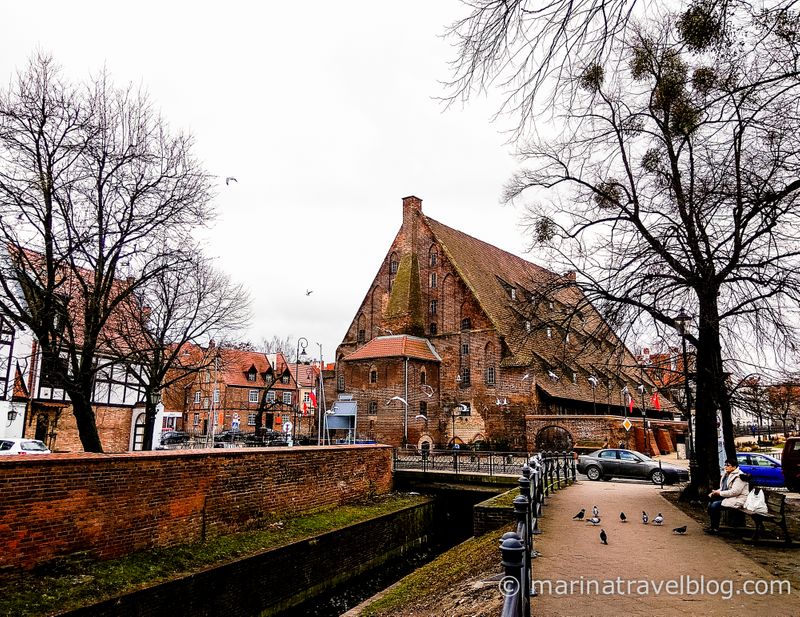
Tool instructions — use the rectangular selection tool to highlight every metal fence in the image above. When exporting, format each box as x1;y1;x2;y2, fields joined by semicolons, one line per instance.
392;448;533;476
500;452;577;617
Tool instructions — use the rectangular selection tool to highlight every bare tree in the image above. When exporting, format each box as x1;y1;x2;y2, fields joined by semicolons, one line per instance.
260;335;297;361
767;378;800;437
0;54;213;452
463;8;800;492
108;252;251;450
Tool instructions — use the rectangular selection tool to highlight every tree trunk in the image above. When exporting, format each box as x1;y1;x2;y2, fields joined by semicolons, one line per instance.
692;291;735;495
142;398;157;451
68;390;103;453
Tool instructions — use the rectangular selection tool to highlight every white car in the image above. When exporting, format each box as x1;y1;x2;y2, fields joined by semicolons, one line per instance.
0;438;51;455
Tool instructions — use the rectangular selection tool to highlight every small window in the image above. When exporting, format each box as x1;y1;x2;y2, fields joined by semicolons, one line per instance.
203;398;209;408
461;343;469;356
549;301;554;309
565;333;570;343
266;391;276;403
337;374;345;391
461;368;471;386
249;389;259;403
303;392;311;404
368;401;378;415
430;252;437;267
546;327;552;338
420;371;426;385
247;371;256;382
281;375;290;384
510;288;516;300
461;318;471;330
525;321;531;332
247;413;256;426
194;391;200;404
369;369;378;384
419;401;427;417
213;388;220;403
193;413;199;426
430;300;437;315
282;392;292;405
572;372;577;384
485;366;496;386
390;259;398;274
430;272;437;288
430;323;438;335
357;329;366;344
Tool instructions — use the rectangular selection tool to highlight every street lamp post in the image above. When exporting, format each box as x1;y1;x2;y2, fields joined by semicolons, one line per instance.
293;337;308;445
675;309;698;479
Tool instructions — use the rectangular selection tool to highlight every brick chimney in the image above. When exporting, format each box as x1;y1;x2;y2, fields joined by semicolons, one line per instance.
402;195;422;226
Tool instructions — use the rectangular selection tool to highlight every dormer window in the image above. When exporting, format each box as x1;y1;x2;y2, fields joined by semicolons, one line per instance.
572;372;578;384
546;327;552;338
510;288;517;300
281;374;290;384
247;370;256;382
525;321;531;332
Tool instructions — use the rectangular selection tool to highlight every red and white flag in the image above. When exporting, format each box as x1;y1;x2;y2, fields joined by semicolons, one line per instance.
308;388;318;408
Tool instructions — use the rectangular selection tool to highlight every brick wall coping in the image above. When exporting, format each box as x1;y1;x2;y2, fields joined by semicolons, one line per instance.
0;444;393;466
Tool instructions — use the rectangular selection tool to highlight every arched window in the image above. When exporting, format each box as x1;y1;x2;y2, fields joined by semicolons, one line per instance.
369;366;378;384
389;252;399;275
461;317;471;331
420;370;427;385
484;342;496;387
429;246;438;267
357;314;366;344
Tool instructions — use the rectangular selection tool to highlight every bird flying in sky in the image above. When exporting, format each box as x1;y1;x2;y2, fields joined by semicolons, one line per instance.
305;289;313;296
225;176;238;185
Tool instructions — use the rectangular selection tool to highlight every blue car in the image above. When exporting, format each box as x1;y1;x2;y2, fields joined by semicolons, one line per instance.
736;452;784;487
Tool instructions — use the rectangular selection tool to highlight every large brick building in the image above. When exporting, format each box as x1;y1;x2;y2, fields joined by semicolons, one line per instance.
335;195;680;452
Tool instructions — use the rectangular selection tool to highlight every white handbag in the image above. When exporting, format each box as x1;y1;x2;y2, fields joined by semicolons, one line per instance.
744;488;768;515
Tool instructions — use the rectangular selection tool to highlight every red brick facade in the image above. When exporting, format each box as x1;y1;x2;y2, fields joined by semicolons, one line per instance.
0;445;393;570
335;195;679;452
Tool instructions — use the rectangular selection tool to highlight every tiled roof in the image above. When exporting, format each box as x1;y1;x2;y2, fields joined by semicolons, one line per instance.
424;216;666;411
344;335;441;363
214;348;273;388
286;363;320;387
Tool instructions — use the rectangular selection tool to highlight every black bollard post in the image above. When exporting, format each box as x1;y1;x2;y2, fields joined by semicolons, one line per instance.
500;534;525;615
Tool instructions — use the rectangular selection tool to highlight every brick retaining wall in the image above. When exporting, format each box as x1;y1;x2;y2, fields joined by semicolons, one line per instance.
0;445;393;570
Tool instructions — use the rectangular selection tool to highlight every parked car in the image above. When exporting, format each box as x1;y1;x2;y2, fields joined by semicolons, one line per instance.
214;430;246;444
245;428;289;446
577;448;690;485
736;452;784;488
159;431;190;446
782;437;800;491
0;438;51;455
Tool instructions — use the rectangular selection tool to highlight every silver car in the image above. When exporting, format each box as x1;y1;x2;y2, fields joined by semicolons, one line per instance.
577;448;689;485
0;438;51;455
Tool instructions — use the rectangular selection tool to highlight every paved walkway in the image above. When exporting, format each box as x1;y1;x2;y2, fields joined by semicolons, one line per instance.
531;479;800;616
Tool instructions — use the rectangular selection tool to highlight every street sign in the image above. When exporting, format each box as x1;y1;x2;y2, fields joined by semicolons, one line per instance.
622;418;632;432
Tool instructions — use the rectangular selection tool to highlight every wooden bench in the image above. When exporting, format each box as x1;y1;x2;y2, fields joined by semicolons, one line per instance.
743;489;792;545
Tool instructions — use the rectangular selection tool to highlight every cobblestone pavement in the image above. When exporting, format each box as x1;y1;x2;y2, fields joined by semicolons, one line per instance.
531;479;800;617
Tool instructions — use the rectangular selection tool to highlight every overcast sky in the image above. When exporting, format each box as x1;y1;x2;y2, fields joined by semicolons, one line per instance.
1;1;534;362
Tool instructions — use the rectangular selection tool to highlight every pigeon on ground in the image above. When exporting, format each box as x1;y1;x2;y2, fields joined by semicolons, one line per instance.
642;511;649;524
592;505;599;518
586;517;602;526
573;509;586;520
653;513;664;526
673;525;688;535
620;511;627;523
600;529;608;545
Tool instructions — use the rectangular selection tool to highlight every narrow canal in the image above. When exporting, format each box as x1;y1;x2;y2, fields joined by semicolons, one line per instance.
280;490;491;616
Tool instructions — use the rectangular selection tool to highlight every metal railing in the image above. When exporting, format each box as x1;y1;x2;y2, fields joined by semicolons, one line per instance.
393;448;532;476
500;452;576;617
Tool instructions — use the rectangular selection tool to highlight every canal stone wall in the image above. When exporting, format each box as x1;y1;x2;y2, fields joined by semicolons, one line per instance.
0;445;393;570
57;499;437;617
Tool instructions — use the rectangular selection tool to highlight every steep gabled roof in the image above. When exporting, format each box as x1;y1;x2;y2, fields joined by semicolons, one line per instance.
424;214;660;408
344;335;441;363
214;348;273;388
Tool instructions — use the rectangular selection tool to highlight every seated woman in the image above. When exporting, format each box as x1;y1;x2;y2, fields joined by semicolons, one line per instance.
706;459;749;533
